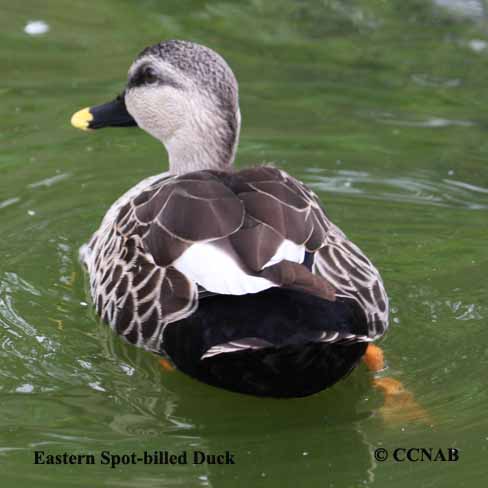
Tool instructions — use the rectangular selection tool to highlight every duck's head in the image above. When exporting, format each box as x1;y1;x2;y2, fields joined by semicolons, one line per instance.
71;40;240;174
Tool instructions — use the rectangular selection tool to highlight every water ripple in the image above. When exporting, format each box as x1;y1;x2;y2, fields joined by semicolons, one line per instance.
0;273;40;337
0;198;20;210
306;170;488;209
433;0;486;20
27;172;71;189
379;117;475;128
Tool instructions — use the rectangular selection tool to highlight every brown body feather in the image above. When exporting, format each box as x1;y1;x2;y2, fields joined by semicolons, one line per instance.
81;165;388;354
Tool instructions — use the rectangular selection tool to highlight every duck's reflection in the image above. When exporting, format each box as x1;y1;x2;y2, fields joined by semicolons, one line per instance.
96;330;382;487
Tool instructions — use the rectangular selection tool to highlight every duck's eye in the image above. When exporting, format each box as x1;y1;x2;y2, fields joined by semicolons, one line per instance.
143;66;158;84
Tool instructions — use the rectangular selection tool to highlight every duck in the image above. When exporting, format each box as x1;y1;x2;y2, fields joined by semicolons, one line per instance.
71;39;389;398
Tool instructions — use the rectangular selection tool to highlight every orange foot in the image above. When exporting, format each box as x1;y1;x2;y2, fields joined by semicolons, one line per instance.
373;377;431;424
363;345;431;424
159;358;175;372
363;343;385;372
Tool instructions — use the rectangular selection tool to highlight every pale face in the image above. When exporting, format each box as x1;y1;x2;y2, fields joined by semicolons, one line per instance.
125;56;195;141
124;55;240;174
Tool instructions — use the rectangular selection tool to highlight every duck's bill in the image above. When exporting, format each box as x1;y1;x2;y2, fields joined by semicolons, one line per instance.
70;95;137;131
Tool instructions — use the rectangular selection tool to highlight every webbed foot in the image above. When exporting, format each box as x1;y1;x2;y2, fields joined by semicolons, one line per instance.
363;344;431;424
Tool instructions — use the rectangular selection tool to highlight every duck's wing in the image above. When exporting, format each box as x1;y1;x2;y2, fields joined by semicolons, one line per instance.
220;166;389;341
82;173;198;352
312;231;389;340
85;167;387;352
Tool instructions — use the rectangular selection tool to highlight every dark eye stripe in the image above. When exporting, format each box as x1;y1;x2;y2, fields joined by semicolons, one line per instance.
127;65;183;90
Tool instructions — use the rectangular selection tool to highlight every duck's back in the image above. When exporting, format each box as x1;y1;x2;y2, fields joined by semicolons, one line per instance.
81;165;388;395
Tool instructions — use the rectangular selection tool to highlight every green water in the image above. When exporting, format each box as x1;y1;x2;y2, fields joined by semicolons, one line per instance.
1;0;488;486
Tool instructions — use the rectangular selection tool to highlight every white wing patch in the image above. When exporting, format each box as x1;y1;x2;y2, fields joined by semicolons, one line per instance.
173;242;276;295
263;239;305;269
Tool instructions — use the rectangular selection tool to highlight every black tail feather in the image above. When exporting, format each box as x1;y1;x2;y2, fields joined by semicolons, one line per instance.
162;288;369;397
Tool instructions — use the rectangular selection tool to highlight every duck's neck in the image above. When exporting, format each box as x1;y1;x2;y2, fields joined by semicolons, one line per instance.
165;109;241;175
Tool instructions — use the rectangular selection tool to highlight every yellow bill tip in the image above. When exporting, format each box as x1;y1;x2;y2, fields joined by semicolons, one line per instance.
70;107;93;131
